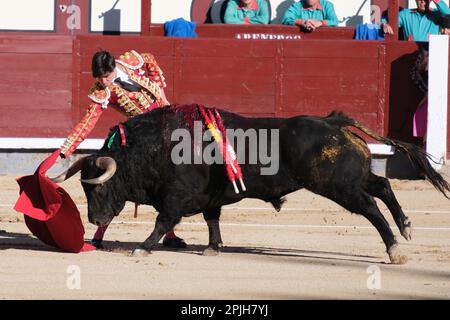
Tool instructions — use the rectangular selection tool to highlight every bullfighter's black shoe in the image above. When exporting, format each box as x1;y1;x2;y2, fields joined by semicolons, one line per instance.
91;238;104;249
162;236;187;249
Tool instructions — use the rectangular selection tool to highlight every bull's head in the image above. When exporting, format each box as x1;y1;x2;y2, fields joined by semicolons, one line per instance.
50;155;126;227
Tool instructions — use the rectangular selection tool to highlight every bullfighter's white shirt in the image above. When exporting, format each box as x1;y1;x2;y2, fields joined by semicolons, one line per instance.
114;67;141;91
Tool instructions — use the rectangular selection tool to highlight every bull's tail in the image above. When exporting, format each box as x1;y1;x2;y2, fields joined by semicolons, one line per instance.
324;111;450;199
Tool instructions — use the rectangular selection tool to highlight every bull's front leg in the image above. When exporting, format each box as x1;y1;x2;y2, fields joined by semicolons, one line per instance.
203;207;223;256
131;212;181;256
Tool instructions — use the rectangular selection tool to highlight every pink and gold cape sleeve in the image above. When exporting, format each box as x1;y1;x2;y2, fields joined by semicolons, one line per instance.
60;84;109;157
141;52;167;89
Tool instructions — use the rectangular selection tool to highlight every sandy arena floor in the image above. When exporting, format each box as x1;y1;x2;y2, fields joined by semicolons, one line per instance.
1;171;450;299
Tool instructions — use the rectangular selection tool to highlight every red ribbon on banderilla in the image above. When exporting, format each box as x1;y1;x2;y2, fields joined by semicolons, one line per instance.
198;105;246;194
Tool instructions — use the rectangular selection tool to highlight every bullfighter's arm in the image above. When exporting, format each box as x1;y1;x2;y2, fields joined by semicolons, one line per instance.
60;102;104;158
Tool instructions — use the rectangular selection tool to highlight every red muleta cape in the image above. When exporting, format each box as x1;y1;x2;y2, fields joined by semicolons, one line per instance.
14;150;95;253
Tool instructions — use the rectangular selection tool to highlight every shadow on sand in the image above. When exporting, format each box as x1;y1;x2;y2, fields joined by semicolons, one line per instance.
100;239;383;265
1;230;380;264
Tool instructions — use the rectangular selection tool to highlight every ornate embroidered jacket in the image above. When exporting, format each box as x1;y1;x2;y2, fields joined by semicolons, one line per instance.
60;50;167;157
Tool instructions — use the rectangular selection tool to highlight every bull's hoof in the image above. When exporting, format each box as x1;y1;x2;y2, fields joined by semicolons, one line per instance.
401;219;412;241
203;247;220;256
401;226;412;241
388;244;408;265
131;248;151;257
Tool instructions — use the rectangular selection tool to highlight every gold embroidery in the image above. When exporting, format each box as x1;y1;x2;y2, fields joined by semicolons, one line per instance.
128;73;161;100
115;58;162;102
136;92;151;109
116;50;165;103
115;50;144;70
111;86;143;116
88;82;110;108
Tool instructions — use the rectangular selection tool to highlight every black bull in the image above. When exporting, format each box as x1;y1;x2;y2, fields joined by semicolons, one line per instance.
53;105;450;264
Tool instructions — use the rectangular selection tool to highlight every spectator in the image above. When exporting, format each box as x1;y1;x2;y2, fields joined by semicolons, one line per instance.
438;13;450;34
224;0;270;25
382;0;450;41
282;0;338;31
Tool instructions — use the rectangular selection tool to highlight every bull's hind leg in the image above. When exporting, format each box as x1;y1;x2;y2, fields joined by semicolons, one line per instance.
365;173;412;241
328;188;407;264
202;207;223;256
132;212;182;256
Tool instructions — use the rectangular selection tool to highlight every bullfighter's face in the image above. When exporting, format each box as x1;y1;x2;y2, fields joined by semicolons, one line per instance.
98;69;117;88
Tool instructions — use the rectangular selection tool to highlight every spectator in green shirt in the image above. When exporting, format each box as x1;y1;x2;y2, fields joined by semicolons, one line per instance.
224;0;270;25
282;0;339;32
382;0;450;41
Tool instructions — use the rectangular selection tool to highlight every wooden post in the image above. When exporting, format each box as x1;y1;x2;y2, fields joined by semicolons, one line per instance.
386;0;399;41
141;0;151;35
55;0;71;35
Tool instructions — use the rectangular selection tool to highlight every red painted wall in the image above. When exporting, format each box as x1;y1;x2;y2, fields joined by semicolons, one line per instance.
0;30;445;156
0;36;73;137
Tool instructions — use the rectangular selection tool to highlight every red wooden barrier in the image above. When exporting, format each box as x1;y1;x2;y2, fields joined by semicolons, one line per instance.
73;35;386;138
0;36;73;137
0;33;444;157
387;0;400;41
148;24;355;40
141;0;151;36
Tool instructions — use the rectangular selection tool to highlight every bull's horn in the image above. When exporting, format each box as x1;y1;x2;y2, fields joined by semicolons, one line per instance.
81;157;117;185
49;157;87;183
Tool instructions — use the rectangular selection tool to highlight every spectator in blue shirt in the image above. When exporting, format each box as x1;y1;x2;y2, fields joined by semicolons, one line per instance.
282;0;339;32
382;0;450;41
